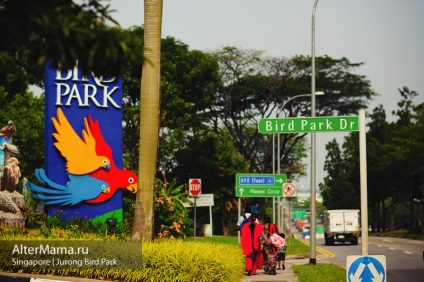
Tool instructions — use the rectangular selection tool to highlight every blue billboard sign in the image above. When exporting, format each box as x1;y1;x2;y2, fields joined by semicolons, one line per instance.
26;62;138;223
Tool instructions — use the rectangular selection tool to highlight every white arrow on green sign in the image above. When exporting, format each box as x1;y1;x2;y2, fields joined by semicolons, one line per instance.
258;116;359;134
236;173;287;197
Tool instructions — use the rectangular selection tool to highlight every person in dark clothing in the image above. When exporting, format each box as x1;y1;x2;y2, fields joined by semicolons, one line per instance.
276;233;288;270
237;206;252;231
259;214;279;275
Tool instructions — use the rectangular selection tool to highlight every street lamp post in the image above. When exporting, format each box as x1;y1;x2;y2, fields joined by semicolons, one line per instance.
274;91;324;232
276;92;324;174
310;0;319;265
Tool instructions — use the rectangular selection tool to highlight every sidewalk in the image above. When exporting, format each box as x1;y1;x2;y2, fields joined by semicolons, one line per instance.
0;273;101;282
1;262;304;282
240;262;301;282
0;273;100;282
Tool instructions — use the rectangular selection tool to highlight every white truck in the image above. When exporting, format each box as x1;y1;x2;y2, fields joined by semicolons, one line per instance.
324;209;360;245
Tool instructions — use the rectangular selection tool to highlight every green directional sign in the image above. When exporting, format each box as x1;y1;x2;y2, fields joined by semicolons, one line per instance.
258;116;359;134
236;173;287;197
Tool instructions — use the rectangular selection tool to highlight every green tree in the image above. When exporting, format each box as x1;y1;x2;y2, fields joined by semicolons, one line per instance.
171;130;249;235
119;26;222;239
366;105;391;231
320;139;359;209
0;91;44;180
120;29;221;175
380;87;424;230
0;0;138;77
0;49;44;97
156;37;220;181
0;0;140;183
325;87;424;232
207;47;377;218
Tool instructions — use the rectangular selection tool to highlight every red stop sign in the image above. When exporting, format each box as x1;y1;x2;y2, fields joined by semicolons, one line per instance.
189;178;202;197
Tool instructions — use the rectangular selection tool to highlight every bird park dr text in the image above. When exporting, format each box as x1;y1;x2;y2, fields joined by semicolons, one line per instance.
258;116;359;133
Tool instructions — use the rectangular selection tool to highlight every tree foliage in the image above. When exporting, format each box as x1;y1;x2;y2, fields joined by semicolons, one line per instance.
205;47;377;220
0;91;44;180
320;139;359;209
0;0;141;77
321;87;424;232
171;130;249;235
0;2;380;237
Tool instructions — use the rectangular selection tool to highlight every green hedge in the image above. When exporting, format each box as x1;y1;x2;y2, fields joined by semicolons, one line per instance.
0;238;245;282
140;239;244;282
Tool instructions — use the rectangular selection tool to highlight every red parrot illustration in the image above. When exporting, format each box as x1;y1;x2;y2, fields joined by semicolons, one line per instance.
86;115;138;203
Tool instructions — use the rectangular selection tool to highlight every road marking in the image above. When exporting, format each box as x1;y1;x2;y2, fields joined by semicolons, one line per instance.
301;240;335;258
389;248;396;250
382;239;393;242
405;251;413;254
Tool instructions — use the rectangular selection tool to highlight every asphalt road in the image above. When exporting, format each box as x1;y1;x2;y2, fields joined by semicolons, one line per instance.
308;236;424;282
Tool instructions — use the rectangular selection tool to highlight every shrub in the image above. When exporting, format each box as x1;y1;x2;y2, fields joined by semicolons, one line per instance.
0;231;244;282
154;179;193;239
140;239;244;282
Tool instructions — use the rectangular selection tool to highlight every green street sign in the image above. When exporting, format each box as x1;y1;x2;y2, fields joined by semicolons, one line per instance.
236;173;287;197
258;116;359;134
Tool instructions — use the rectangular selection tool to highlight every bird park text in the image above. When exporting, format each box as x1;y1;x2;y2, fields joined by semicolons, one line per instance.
54;68;121;109
258;116;359;134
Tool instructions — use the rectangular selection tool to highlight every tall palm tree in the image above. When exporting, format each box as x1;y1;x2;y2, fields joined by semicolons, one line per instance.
132;0;163;241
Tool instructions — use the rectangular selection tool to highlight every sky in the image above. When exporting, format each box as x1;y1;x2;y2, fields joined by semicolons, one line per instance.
107;0;424;193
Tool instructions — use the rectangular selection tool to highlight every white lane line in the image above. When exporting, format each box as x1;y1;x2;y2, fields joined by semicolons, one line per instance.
404;251;413;254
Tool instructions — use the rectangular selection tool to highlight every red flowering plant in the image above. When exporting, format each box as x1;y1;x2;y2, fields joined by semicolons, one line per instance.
154;178;193;238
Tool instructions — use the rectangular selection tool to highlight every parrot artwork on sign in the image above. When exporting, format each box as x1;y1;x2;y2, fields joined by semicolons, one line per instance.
27;168;110;206
51;108;111;175
86;114;138;203
26;108;138;206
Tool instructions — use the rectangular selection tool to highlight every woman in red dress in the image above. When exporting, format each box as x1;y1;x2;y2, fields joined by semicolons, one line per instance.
241;214;263;276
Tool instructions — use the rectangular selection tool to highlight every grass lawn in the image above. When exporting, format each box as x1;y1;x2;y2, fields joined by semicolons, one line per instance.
193;235;310;255
193;235;240;246
293;263;346;282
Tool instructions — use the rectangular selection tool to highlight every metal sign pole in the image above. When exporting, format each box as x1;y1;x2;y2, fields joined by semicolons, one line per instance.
209;205;213;237
359;109;368;255
238;198;241;243
289;198;292;238
194;197;197;240
309;0;319;265
273;133;277;225
283;197;287;234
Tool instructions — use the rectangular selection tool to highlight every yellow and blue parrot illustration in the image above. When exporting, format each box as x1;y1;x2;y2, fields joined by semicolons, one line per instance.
51;108;111;175
26;168;111;206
